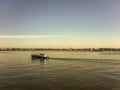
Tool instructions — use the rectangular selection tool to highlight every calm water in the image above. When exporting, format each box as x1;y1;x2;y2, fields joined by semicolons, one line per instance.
0;51;120;90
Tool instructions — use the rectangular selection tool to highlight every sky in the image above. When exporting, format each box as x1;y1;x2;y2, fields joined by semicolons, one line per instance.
0;0;120;48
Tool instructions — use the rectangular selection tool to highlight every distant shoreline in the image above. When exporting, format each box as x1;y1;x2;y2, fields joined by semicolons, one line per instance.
0;48;120;52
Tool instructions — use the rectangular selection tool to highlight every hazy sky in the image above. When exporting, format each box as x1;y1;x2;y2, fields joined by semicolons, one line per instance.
0;0;120;48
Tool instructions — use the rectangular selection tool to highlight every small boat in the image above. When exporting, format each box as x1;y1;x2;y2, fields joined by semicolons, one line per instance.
32;53;49;59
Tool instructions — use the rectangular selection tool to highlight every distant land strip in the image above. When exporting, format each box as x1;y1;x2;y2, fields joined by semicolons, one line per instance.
0;48;120;51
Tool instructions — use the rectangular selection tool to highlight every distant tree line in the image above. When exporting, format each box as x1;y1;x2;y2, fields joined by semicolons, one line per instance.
0;48;120;51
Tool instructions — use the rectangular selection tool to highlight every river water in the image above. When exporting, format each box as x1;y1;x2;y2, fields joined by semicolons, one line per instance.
0;51;120;90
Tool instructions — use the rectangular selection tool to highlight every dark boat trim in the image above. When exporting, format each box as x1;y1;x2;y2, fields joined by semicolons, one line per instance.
31;54;49;59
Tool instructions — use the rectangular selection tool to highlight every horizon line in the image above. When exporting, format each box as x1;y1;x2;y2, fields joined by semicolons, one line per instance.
0;47;120;49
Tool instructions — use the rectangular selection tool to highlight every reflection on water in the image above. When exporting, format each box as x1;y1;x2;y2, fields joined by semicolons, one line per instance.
31;57;47;64
0;51;120;90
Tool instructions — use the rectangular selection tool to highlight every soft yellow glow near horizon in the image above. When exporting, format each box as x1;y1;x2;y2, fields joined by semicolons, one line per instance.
0;35;120;48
